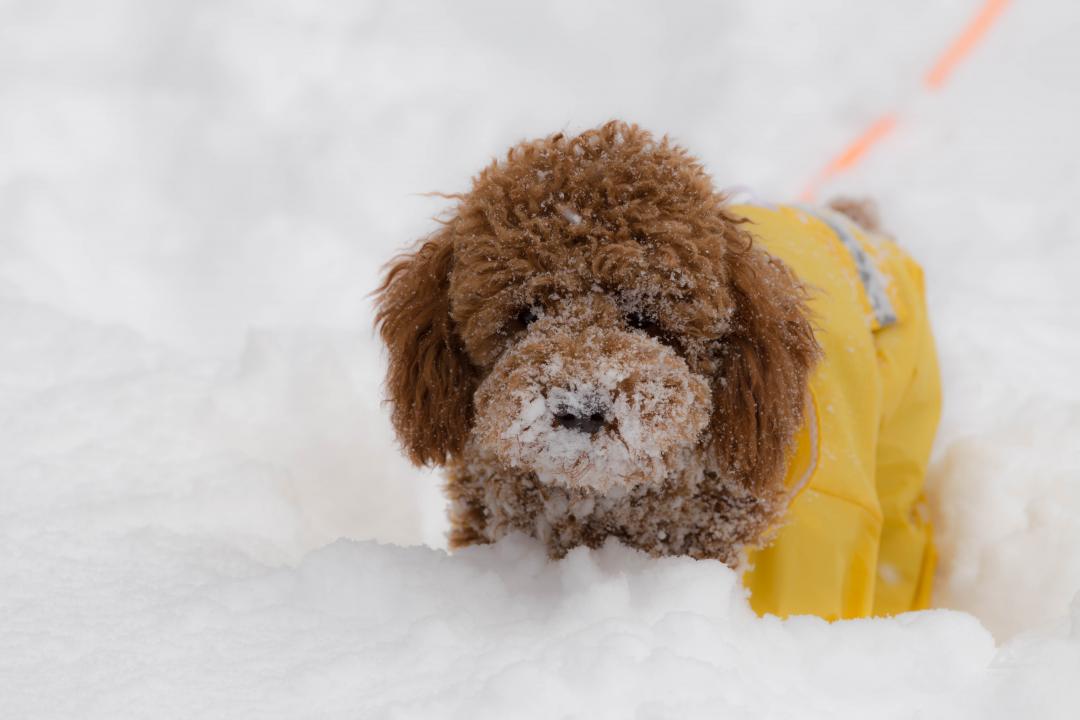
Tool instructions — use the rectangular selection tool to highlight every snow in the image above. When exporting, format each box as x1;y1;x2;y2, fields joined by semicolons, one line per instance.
3;0;1080;717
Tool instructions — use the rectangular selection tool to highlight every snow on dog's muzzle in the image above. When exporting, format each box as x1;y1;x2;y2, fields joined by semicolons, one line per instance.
472;316;712;492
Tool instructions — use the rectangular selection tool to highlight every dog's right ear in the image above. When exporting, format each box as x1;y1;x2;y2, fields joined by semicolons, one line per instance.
375;229;477;466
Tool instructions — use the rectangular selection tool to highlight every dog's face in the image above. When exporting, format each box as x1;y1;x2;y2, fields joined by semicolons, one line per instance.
469;293;714;491
378;122;819;496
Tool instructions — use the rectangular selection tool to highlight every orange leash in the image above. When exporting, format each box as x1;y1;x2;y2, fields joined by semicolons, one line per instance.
799;114;898;202
926;0;1011;89
800;0;1010;201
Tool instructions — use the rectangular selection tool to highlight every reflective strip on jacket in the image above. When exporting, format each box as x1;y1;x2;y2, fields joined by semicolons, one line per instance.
729;204;942;620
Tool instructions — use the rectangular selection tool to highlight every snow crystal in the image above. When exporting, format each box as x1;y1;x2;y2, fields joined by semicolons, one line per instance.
559;205;584;224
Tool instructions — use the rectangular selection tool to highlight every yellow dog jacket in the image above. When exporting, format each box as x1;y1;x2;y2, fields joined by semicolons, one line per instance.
730;204;942;620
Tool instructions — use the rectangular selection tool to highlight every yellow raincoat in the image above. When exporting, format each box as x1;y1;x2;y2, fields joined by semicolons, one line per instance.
730;204;942;620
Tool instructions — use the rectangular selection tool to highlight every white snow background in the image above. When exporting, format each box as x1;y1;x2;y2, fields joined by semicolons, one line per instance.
3;0;1080;717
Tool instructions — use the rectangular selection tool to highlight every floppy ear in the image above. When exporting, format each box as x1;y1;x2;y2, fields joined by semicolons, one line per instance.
711;239;821;492
375;229;477;466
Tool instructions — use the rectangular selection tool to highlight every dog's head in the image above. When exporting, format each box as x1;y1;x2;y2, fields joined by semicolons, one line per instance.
377;121;819;495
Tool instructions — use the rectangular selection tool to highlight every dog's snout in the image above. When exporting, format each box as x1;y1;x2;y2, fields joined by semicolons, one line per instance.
553;409;608;435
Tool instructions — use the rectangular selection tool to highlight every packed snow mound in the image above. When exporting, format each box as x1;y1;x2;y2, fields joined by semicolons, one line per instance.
6;528;1080;719
931;423;1080;641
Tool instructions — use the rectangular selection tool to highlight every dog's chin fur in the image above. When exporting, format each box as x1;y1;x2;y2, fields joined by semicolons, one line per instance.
376;120;822;565
445;444;787;565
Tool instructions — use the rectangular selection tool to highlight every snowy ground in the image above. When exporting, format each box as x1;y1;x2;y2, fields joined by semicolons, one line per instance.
3;0;1080;717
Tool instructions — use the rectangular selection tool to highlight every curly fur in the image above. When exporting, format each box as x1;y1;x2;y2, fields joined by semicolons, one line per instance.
376;121;822;563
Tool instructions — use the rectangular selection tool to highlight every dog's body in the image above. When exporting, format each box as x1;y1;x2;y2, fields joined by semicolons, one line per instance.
378;122;940;619
729;203;940;618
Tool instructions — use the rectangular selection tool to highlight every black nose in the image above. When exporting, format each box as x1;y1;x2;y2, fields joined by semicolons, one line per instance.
553;410;608;435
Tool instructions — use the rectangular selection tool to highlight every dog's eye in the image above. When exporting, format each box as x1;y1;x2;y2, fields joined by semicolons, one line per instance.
627;312;660;334
627;312;674;346
512;307;539;331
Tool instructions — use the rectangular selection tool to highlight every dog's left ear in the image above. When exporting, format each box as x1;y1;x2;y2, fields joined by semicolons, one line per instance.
710;237;821;492
375;228;477;466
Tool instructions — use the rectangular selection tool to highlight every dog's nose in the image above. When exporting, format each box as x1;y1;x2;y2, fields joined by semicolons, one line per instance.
553;410;608;435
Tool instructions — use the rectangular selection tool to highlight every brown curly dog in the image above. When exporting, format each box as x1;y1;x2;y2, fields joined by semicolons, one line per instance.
375;121;893;565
